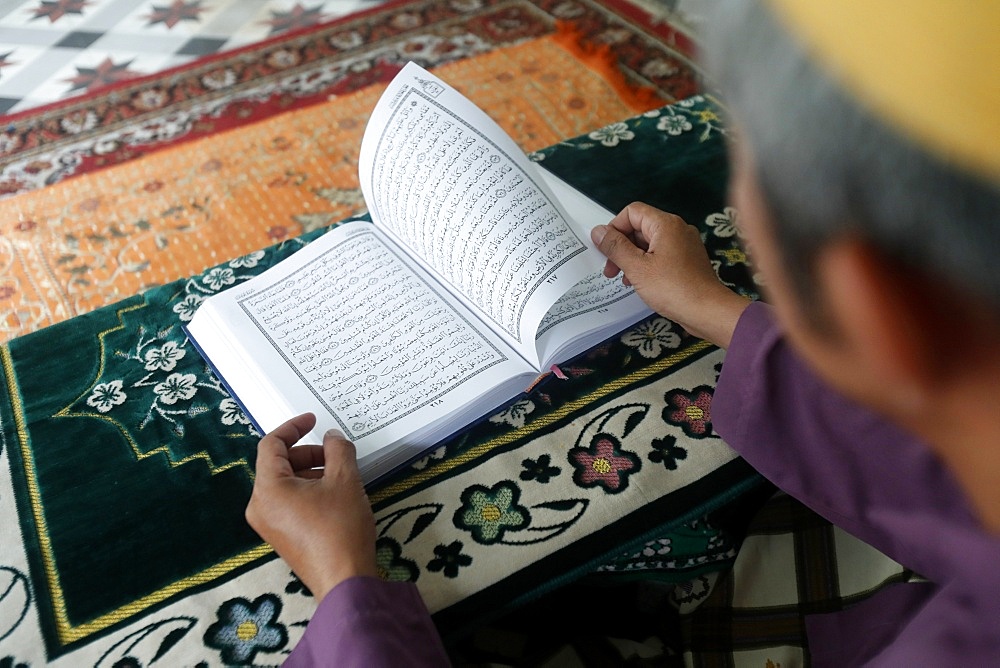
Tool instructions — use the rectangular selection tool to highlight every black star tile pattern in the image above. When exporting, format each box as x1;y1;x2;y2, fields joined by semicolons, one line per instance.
0;0;385;116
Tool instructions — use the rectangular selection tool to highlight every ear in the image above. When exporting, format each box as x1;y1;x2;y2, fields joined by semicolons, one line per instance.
813;237;938;412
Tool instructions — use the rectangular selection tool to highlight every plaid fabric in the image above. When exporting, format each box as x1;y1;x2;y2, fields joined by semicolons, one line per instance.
447;492;923;667
679;493;920;667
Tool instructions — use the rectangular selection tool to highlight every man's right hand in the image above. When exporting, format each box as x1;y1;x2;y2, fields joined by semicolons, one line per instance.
591;202;750;349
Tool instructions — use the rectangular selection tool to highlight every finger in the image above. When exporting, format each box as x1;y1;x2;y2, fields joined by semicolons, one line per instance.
592;224;648;279
256;413;317;477
287;444;325;472
262;413;317;450
608;203;686;248
606;220;650;253
322;428;360;478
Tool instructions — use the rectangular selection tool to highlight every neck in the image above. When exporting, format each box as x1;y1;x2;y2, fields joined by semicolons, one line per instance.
909;371;1000;533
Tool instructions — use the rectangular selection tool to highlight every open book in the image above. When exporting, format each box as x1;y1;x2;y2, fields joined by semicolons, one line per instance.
186;62;651;483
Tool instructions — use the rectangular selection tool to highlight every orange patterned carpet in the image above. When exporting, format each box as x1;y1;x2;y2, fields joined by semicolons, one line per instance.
0;35;678;340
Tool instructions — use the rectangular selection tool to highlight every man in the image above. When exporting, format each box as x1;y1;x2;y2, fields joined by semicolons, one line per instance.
245;0;1000;663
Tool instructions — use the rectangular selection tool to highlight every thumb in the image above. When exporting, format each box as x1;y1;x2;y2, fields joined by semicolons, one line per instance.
322;428;360;477
592;224;647;278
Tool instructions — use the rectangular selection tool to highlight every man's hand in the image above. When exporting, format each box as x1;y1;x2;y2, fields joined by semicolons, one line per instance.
591;202;749;349
246;413;377;602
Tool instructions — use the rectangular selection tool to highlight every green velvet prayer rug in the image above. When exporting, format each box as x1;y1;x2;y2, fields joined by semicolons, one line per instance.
0;97;766;665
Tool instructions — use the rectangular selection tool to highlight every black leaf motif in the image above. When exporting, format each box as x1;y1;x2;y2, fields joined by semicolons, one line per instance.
406;511;437;544
151;627;189;663
622;407;647;438
534;499;578;512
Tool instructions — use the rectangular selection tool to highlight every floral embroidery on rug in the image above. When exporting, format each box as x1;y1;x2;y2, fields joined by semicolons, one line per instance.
454;481;531;545
662;385;715;437
621;317;681;359
375;537;420;583
519;454;561;483
568;432;642;492
204;594;287;665
649;434;689;470
426;541;473;578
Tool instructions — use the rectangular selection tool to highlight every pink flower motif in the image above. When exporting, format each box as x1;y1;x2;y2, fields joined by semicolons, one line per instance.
663;386;714;437
267;225;289;241
569;434;641;493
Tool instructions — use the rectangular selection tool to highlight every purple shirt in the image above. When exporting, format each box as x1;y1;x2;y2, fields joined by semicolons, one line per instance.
714;302;1000;665
285;577;448;666
285;301;1000;665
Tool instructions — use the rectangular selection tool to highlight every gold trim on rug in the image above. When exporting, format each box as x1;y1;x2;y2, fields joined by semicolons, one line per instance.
53;301;254;479
56;544;273;644
4;302;263;645
371;339;714;504
4;334;713;645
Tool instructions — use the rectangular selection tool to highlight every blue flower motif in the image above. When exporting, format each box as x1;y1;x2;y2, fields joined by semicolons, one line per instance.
454;481;530;544
204;594;287;665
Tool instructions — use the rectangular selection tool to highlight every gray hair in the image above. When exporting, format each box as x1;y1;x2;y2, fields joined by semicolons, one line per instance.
702;0;1000;316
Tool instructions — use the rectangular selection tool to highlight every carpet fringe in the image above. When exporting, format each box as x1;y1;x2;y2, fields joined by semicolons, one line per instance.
551;20;663;112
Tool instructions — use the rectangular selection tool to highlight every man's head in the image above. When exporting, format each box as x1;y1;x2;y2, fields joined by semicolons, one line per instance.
705;0;1000;526
705;0;1000;320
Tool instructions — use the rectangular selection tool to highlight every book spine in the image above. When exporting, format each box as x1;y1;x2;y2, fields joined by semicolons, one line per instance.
182;324;266;439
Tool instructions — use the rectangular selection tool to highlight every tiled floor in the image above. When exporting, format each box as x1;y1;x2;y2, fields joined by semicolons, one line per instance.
0;0;385;115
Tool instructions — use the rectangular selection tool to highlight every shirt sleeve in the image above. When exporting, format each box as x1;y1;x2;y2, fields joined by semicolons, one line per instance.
284;576;449;667
712;301;977;580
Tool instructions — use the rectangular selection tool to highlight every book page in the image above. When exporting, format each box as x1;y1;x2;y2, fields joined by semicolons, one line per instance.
188;222;531;458
358;62;596;365
535;270;651;364
529;166;653;364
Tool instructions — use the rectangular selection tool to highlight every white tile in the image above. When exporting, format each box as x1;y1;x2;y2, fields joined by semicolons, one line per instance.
833;526;905;596
85;29;190;54
0;45;48;91
70;0;155;32
1;47;82;98
730;532;799;608
0;24;71;48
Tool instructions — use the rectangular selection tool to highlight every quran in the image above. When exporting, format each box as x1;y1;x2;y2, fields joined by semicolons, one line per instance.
186;63;651;482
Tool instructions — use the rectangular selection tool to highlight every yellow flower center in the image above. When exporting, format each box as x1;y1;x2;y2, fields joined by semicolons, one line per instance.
481;503;502;522
236;621;258;642
720;248;747;264
592;457;612;474
698;110;719;122
377;565;389;581
685;405;705;421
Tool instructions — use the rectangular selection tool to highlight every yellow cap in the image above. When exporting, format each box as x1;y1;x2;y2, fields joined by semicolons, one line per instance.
767;0;1000;182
